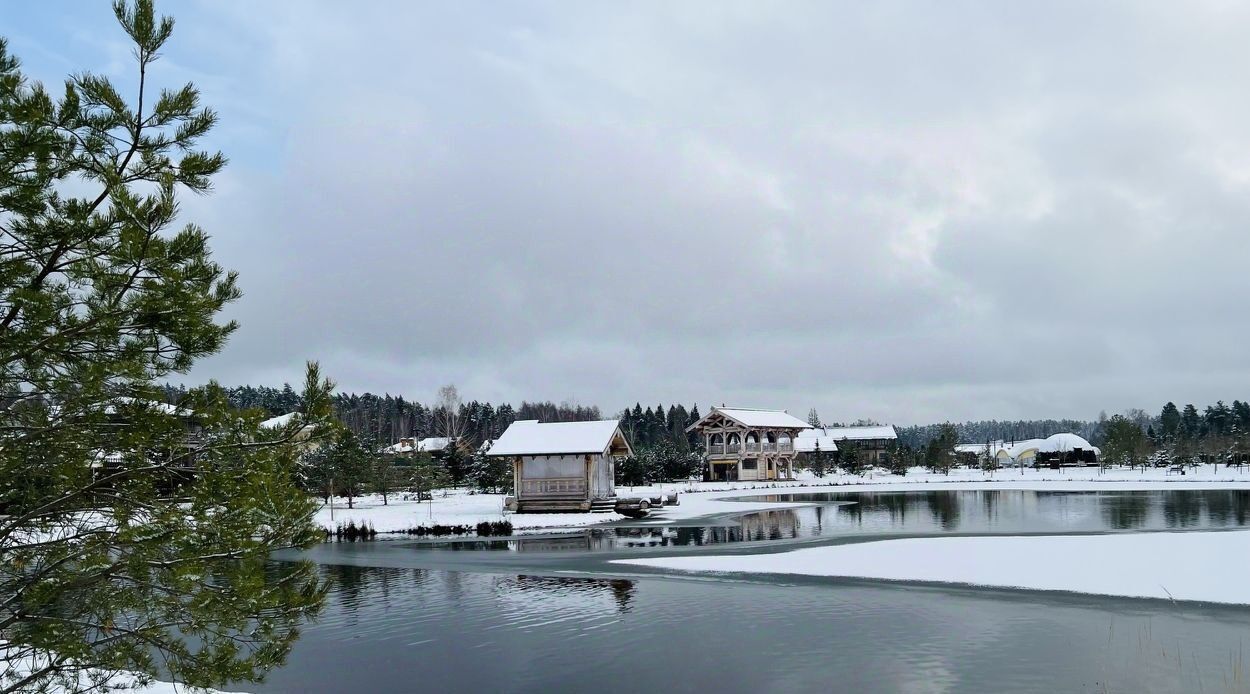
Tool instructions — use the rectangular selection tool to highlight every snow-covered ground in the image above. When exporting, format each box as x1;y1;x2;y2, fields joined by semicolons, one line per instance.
0;642;239;694
614;530;1250;605
312;491;613;532
313;465;1250;534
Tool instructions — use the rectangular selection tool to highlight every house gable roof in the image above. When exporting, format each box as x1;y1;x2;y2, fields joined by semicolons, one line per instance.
488;419;632;457
800;425;897;441
685;406;812;432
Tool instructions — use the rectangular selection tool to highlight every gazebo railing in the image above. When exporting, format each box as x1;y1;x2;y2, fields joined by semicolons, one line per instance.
520;477;586;497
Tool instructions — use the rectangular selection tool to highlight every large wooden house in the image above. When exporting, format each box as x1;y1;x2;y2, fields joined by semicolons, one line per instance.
686;407;811;481
797;425;897;465
489;419;632;513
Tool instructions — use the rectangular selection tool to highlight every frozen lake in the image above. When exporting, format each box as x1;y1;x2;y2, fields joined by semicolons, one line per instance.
244;489;1250;693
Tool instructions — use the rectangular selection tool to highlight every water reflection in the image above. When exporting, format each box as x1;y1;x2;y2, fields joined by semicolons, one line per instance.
405;489;1250;553
743;489;1250;537
1101;494;1152;530
246;562;1250;694
506;575;636;613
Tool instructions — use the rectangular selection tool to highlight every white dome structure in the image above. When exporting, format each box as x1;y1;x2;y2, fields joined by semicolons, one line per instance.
1037;432;1095;453
994;434;1099;467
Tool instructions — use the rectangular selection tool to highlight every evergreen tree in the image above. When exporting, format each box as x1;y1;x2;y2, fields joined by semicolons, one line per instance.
805;441;834;477
1159;402;1181;443
838;440;864;476
409;453;448;502
1102;415;1148;470
616;452;650;487
467;445;512;494
370;451;397;506
1180;404;1202;441
807;408;822;427
924;423;958;475
0;5;328;689
438;442;468;486
325;428;371;509
884;441;910;475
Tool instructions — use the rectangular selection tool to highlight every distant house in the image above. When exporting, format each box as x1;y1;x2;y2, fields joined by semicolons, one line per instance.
793;431;839;457
487;419;632;512
260;412;318;442
954;441;1004;465
382;436;459;456
686;407;811;482
798;425;897;465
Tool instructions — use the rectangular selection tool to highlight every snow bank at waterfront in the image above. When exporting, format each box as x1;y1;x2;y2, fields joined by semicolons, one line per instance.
1;642;240;694
615;530;1250;604
311;490;620;533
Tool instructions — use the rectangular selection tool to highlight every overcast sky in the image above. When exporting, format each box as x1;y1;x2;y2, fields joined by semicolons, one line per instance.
8;1;1250;424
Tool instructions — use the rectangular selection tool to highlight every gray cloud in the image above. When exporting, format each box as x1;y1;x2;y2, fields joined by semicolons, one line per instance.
13;0;1250;423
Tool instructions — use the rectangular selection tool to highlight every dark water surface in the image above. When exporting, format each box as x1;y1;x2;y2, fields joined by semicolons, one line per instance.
240;489;1250;693
403;488;1250;553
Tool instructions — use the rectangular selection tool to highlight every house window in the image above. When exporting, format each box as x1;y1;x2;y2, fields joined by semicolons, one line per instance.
742;459;758;470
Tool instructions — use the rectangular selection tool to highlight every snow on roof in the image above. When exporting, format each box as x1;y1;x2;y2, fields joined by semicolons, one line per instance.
418;437;452;451
1037;433;1095;453
957;440;1020;453
794;434;839;453
690;407;812;431
383;437;455;454
800;425;897;441
382;440;412;454
100;398;190;417
1004;438;1047;457
488;420;628;456
260;412;300;429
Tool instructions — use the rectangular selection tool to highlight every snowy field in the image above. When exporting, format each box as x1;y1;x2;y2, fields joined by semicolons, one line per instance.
314;465;1250;533
615;530;1250;605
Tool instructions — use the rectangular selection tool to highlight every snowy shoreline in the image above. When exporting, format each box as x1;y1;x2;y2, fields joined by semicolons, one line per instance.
613;530;1250;605
312;465;1250;535
0;641;241;694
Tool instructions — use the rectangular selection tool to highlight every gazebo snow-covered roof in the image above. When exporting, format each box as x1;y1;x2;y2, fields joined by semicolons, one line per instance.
488;420;632;457
685;407;811;432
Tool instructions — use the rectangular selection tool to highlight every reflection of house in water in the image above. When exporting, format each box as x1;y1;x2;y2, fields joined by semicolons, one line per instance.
497;574;636;613
609;527;681;548
738;509;801;541
509;532;614;552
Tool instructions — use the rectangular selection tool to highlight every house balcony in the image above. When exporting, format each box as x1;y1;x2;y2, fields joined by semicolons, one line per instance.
707;441;794;457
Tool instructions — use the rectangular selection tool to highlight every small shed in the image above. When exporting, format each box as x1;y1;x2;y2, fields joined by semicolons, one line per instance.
488;419;632;512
